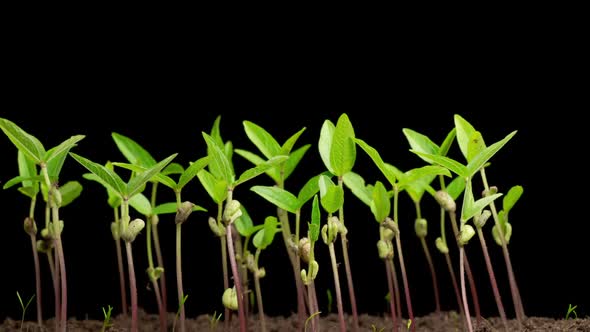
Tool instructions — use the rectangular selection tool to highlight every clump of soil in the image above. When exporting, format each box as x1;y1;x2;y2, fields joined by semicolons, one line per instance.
3;310;589;331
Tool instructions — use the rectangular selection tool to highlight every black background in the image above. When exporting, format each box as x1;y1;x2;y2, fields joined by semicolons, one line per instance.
0;22;587;323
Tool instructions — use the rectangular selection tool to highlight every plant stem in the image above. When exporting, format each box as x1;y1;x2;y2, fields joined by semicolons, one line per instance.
54;234;67;332
146;214;167;332
277;207;307;331
27;228;43;327
176;223;186;332
391;256;402;321
449;212;481;322
479;168;525;325
443;252;464;316
226;222;247;332
306;281;320;332
476;226;508;331
253;250;266;332
220;235;230;330
113;208;128;316
394;235;415;332
460;248;473;332
125;241;138;332
47;250;59;332
151;182;168;315
328;243;346;332
337;177;359;332
385;259;397;331
419;237;440;313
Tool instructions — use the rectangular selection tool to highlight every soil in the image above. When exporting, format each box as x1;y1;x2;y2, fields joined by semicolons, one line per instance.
2;310;590;332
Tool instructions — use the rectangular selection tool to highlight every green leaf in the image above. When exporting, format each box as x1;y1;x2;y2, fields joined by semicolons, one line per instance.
467;131;486;162
251;185;300;213
0;118;45;163
203;132;234;185
446;176;466;201
438;128;457;157
503;185;523;213
234;149;282;184
177;156;209;190
411;151;468;178
343;172;372;207
2;175;41;191
112;132;156;167
318;175;344;214
18;187;38;199
112;162;177;189
462;182;503;222
129;193;152;216
70;153;126;196
370;181;390;223
330;113;356;176
209;115;225;149
152;202;206;215
235;206;262;237
454;114;477;161
82;172;121;208
162;163;184;176
283;144;310;181
280;127;306;155
18;150;38;190
310;195;320;242
243;121;281;159
466;131;517;177
196;169;227;204
234;155;288;187
126;153;177;198
297;173;325;207
402;128;439;163
355;138;398;186
45;136;85;180
397;165;451;191
59;181;83;207
318;120;335;174
253;216;280;250
44;135;85;164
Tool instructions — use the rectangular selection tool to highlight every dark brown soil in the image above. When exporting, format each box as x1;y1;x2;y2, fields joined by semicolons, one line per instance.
3;310;590;331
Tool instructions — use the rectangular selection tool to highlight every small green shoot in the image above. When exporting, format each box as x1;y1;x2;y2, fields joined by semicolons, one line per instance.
101;305;113;332
371;324;385;332
407;319;412;330
326;289;333;313
208;311;222;330
304;311;321;332
565;304;578;320
173;294;189;332
16;291;35;332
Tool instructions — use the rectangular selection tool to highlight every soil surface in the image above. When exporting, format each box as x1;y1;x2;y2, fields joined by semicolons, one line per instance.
3;310;590;331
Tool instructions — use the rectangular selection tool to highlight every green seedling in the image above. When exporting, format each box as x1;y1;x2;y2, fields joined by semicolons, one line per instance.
317;113;360;331
208;311;222;330
326;289;333;314
199;122;288;332
1;117;85;332
114;155;209;332
413;121;515;332
371;325;385;332
16;291;35;332
70;152;176;332
404;127;469;319
565;304;578;320
101;305;113;332
304;311;321;332
235;119;311;328
173;294;189;332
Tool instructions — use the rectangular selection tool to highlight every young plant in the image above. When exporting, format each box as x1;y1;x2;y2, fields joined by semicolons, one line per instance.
565;304;578;320
70;152;176;332
199;128;287;332
81;161;128;316
300;195;322;332
101;305;113;332
318;113;360;331
404;126;482;323
0;117;85;332
115;155;209;332
413;127;516;332
16;291;35;332
235;119;310;328
173;294;189;332
112;132;174;321
250;175;323;332
454;114;525;324
246;216;281;332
